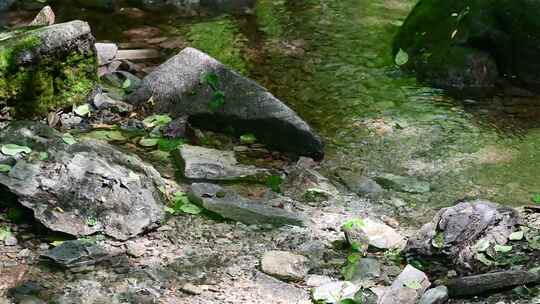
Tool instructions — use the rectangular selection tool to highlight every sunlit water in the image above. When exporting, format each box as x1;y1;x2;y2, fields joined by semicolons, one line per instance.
9;0;540;211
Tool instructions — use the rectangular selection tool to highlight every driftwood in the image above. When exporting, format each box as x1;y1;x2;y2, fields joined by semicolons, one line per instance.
445;270;540;297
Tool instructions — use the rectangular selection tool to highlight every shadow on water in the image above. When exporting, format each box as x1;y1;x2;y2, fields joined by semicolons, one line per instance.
7;0;540;207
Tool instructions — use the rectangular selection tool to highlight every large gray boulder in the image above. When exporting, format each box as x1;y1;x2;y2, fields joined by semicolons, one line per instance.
0;121;166;240
129;47;325;160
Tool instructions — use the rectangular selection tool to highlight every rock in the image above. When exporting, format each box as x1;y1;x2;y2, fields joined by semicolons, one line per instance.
4;234;17;246
406;200;520;272
40;240;109;268
95;43;118;66
59;113;83;128
29;5;55;26
189;183;305;227
92;91;133;113
260;251;310;281
283;157;339;203
393;0;540;95
126;0;255;14
177;144;271;182
374;174;430;194
251;271;311;303
116;49;161;61
343;218;406;250
445;270;540;297
17;295;46;304
379;265;431;304
419;286;449;304
129;47;324;160
163;116;189;138
345;258;381;284
0;122;166;240
126;241;146;257
305;275;334;287
338;171;383;196
0;20;97;116
312;281;360;304
181;283;204;295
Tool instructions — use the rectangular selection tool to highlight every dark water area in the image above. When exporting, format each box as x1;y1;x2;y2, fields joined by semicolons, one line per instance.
6;0;540;209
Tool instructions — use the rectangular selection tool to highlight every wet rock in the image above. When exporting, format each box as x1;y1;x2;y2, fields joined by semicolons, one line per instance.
260;251;310;281
343;218;406;250
393;0;540;95
177;144;271;182
29;5;55;26
40;240;109;268
189;183;305;227
312;281;360;303
406;199;520;272
0;122;166;240
419;285;449;304
379;265;430;304
375;173;430;194
0;20;96;116
95;43;118;66
129;47;324;160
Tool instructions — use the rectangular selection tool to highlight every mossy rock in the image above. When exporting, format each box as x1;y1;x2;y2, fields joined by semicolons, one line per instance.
393;0;540;95
0;20;97;117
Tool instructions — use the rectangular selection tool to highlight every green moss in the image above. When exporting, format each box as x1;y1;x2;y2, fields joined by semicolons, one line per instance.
188;18;248;74
0;30;97;116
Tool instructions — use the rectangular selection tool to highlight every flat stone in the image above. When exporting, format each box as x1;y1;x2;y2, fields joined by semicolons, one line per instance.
177;144;271;182
129;47;324;159
181;283;204;295
116;49;161;61
375;173;430;194
338;171;383;196
189;183;305;227
419;286;449;304
261;251;310;281
379;265;430;304
40;240;109;268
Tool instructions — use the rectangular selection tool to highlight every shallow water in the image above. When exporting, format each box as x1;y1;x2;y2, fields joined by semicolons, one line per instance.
11;0;540;209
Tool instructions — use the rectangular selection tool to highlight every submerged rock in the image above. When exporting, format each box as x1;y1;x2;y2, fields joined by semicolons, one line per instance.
0;121;166;240
394;0;540;95
126;0;255;14
379;265;430;304
0;20;97;116
129;47;324;160
406;199;520;272
40;240;109;268
260;251;310;282
375;173;430;194
189;183;305;227
177;144;271;182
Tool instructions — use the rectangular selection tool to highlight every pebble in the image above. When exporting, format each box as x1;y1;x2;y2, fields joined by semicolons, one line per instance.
181;283;204;295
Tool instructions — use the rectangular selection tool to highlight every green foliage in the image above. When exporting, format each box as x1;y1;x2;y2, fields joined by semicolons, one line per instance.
1;144;32;156
532;193;540;204
157;138;184;152
0;164;12;173
240;133;257;145
143;114;172;129
0;226;12;241
62;133;77;145
266;175;283;193
139;137;159;147
342;252;361;281
394;48;409;66
165;191;202;215
201;72;226;112
383;248;404;265
73;103;91;117
342;218;365;231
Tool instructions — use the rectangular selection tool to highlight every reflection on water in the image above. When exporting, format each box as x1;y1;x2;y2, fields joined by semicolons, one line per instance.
7;0;540;207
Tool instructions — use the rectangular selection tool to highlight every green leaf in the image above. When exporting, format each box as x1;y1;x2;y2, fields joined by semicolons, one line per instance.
532;194;540;204
164;206;176;214
139;137;159;147
180;203;202;214
266;175;283;193
404;280;422;290
86;217;98;227
201;72;220;90
51;241;65;247
395;48;409;66
432;232;445;249
342;218;365;231
473;239;490;252
62;134;77;145
157;138;183;152
82;130;127;141
1;144;32;156
0;227;11;241
38;152;49;161
0;164;12;173
240;133;257;145
494;244;513;253
475;252;493;266
122;78;132;89
209;91;225;111
142;115;172;128
509;231;524;241
73;104;91;117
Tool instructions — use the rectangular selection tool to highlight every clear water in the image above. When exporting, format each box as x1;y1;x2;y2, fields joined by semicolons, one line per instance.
12;0;540;208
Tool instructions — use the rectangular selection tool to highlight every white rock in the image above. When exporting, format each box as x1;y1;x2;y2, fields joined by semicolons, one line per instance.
261;251;310;281
312;281;360;304
378;265;431;304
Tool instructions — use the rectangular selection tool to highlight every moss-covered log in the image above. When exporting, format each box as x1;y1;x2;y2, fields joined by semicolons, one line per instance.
0;20;97;116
